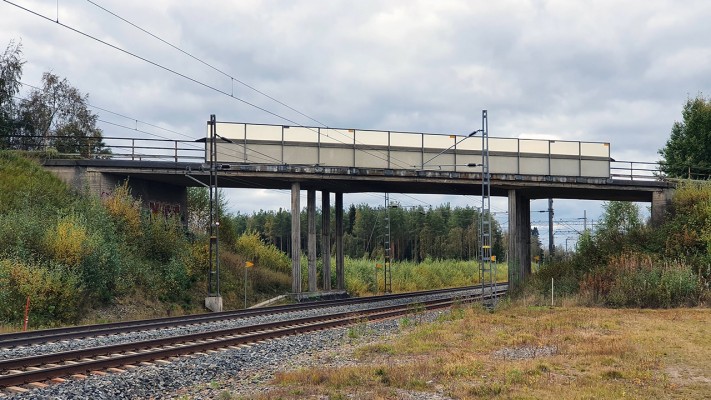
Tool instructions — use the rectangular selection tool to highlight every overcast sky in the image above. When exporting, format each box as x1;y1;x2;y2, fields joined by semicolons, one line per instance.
3;0;711;248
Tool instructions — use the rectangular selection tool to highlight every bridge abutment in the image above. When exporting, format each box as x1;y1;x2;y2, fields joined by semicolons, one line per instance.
508;190;531;287
651;188;674;226
46;165;187;222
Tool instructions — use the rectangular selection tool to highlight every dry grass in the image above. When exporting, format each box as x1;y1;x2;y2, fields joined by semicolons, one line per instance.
256;301;710;399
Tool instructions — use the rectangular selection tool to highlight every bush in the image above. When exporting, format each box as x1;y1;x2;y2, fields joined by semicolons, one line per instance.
0;208;48;258
0;258;84;326
102;181;142;242
580;254;700;308
43;214;96;268
141;213;186;262
235;232;290;273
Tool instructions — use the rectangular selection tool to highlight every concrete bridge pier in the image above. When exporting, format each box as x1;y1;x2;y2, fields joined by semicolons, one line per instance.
336;192;345;290
291;187;344;296
508;189;531;287
307;190;317;292
322;191;331;291
291;182;302;294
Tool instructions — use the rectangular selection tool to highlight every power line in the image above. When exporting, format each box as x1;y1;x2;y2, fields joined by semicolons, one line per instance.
83;0;331;130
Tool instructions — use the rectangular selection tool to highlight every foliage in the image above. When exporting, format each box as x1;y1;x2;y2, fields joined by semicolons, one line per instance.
187;187;236;248
142;213;187;262
580;254;699;308
231;203;504;262
344;257;507;296
0;258;84;326
102;181;142;242
0;151;73;213
43;214;96;268
535;198;707;307
235;232;290;274
0;40;24;146
659;95;711;178
0;40;106;155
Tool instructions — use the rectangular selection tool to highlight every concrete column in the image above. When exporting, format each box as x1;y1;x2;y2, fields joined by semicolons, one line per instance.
508;190;531;286
335;192;345;290
651;188;674;227
291;182;301;293
322;191;331;291
307;189;317;292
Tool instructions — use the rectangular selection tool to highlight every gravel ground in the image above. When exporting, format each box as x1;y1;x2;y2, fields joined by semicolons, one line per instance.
1;292;481;399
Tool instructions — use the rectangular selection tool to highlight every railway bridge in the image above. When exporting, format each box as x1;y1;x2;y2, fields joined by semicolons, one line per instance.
42;120;674;302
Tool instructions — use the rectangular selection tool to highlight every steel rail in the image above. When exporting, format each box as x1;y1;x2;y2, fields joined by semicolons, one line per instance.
0;284;498;348
0;286;506;388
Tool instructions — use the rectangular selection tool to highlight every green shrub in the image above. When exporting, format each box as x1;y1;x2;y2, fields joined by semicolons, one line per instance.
102;181;142;242
580;254;700;308
0;208;48;257
43;214;96;268
0;258;84;326
141;213;186;262
235;232;290;273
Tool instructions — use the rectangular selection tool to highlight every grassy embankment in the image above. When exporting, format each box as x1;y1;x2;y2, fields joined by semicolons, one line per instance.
248;299;710;399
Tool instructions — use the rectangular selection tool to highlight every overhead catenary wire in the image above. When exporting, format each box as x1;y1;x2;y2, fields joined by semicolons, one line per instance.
83;0;331;130
82;0;426;169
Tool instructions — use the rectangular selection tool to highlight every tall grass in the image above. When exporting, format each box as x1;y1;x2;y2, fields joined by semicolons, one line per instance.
344;258;508;296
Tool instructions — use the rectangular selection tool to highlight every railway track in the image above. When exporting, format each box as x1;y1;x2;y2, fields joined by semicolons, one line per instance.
0;284;506;395
0;284;496;348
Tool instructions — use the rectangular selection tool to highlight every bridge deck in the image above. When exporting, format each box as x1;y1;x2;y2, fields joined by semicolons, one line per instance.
43;159;672;202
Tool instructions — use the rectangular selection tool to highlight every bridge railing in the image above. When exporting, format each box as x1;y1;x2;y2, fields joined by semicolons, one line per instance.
3;132;667;182
210;122;614;179
1;135;204;163
610;160;664;181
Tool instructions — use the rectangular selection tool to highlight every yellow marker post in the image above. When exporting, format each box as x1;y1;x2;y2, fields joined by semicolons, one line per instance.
244;261;254;308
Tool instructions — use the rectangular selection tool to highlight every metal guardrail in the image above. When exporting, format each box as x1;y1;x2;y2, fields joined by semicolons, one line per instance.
1;135;205;163
610;160;664;181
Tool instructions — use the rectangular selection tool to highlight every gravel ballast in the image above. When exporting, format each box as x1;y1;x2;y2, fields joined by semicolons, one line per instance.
2;290;485;399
